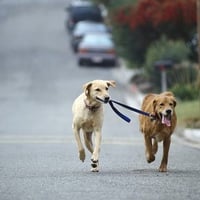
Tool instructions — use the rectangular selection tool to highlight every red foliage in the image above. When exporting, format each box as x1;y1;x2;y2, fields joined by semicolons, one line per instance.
130;0;159;29
112;0;197;30
113;5;130;24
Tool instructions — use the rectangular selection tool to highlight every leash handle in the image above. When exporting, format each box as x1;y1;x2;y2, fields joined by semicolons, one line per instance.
109;101;131;123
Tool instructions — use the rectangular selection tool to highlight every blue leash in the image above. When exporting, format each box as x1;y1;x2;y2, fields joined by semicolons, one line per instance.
109;100;131;123
109;99;156;123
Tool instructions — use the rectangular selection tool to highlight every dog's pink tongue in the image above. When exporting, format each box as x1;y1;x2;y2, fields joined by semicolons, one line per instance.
162;115;171;127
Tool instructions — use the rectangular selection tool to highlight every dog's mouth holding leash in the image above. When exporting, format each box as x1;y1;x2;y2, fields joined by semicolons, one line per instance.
96;96;110;104
159;111;172;127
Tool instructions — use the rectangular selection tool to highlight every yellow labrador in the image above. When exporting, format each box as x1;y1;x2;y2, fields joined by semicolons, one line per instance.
72;80;116;172
139;91;177;172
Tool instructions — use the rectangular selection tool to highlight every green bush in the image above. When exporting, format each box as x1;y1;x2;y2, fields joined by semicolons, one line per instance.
169;65;199;101
171;84;199;101
144;36;191;91
145;36;190;74
167;64;197;88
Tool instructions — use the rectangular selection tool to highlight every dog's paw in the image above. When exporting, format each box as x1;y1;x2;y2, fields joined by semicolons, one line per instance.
91;159;98;163
91;159;98;167
91;159;99;172
91;154;98;161
91;167;99;172
146;154;155;163
159;164;167;172
79;149;85;162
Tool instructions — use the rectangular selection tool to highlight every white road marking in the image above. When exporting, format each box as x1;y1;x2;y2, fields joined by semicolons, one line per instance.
0;135;143;145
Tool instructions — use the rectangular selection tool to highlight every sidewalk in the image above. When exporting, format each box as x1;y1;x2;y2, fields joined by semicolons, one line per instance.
112;62;200;149
175;127;200;149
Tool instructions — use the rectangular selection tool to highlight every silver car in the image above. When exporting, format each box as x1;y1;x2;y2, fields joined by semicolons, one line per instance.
71;21;110;52
77;33;117;66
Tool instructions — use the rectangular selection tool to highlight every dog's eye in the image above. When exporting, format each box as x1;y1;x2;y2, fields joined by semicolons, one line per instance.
160;103;164;107
169;103;173;106
95;88;101;92
105;87;108;91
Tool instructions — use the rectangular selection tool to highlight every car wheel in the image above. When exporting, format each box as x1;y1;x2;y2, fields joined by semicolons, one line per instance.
73;46;78;53
110;60;116;67
78;59;84;66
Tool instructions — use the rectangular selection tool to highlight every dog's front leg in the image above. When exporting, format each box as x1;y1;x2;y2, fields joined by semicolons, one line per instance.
91;129;102;172
159;137;171;172
144;135;155;163
73;126;85;162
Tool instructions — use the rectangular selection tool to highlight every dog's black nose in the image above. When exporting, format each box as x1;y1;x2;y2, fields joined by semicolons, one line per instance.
104;97;110;103
166;109;172;114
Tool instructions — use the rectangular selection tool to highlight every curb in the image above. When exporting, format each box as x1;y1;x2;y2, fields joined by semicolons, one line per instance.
183;128;200;143
174;127;200;149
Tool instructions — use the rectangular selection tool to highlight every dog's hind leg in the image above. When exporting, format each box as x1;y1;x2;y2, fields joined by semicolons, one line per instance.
83;132;94;153
72;125;85;162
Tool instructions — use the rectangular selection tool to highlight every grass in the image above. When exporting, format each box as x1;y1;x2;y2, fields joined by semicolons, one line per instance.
176;99;200;128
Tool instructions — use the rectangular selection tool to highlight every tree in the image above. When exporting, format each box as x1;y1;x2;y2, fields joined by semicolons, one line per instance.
111;0;197;65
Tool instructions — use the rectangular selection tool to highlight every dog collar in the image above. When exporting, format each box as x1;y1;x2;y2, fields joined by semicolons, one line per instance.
84;100;100;112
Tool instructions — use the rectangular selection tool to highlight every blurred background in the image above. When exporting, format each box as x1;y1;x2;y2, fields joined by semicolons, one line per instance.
92;0;200;129
0;0;199;138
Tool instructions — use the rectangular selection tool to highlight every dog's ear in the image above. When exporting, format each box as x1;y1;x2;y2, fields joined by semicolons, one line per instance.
171;97;177;107
106;80;116;88
173;99;177;107
83;82;92;96
153;99;157;111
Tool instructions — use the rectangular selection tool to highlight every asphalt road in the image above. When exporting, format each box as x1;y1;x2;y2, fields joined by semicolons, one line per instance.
0;1;200;200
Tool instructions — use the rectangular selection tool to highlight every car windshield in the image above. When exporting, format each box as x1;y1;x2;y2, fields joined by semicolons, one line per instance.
74;22;107;35
81;34;113;47
71;6;102;22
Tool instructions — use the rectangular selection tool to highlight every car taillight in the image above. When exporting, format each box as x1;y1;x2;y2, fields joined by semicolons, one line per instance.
79;48;88;53
107;49;116;54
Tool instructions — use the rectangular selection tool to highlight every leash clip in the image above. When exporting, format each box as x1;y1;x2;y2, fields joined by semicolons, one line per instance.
150;114;156;121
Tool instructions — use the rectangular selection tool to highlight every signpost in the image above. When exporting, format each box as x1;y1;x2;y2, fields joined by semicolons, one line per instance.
154;60;173;92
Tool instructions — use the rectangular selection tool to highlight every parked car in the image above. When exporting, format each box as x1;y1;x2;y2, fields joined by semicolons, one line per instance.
71;21;110;52
77;33;117;66
65;0;103;32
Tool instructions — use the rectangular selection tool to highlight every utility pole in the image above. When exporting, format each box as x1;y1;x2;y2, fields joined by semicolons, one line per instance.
197;0;200;87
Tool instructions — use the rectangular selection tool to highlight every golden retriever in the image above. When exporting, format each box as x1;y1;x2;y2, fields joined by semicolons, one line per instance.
72;80;116;172
139;91;177;172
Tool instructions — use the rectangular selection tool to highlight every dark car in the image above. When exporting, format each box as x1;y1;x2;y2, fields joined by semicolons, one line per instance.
77;33;117;66
71;21;110;52
65;0;103;32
